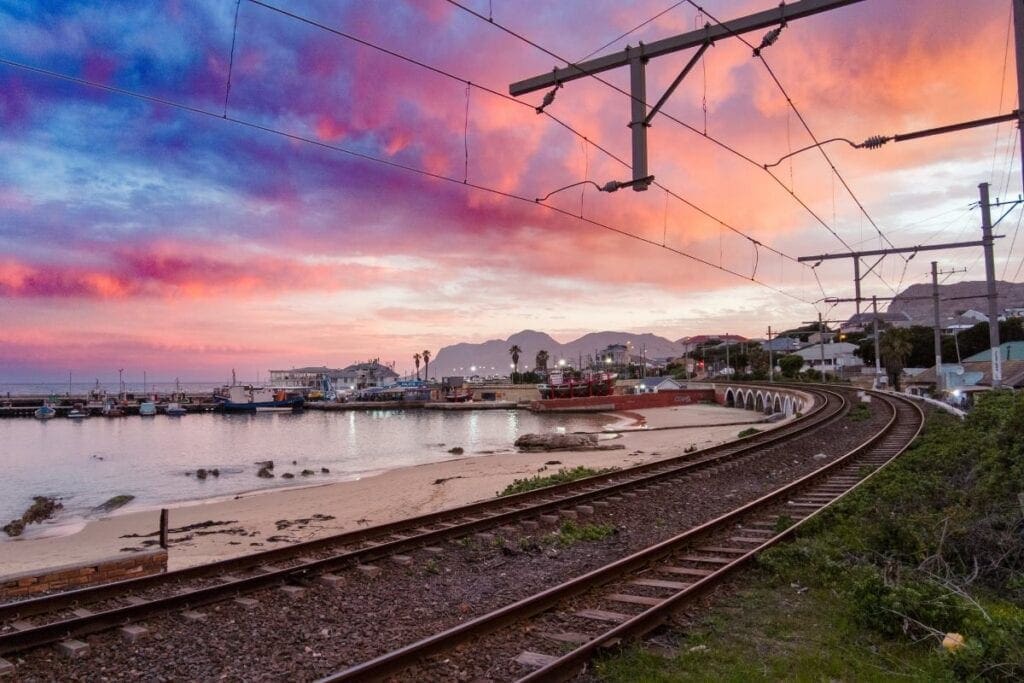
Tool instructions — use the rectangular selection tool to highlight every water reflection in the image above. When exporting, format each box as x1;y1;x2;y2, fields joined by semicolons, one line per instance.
0;409;608;522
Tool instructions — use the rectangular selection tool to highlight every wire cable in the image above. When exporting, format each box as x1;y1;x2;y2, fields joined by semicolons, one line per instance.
684;1;901;258
576;0;688;62
0;56;818;306
247;0;809;272
224;0;242;118
445;0;877;294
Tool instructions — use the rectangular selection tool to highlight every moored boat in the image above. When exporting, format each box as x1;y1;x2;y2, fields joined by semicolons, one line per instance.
537;370;616;400
165;402;187;416
214;385;304;413
34;404;57;420
138;401;157;417
102;398;125;417
67;405;89;419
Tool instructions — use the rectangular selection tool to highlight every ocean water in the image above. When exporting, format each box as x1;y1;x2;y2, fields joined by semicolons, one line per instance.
0;409;613;536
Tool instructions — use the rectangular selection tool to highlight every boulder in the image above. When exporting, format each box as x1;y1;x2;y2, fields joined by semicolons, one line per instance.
257;466;274;479
515;433;599;452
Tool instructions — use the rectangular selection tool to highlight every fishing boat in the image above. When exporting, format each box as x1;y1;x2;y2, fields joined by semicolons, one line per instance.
34;404;57;420
165;402;187;416
67;405;89;419
537;370;616;400
138;401;157;417
214;385;304;413
102;398;125;417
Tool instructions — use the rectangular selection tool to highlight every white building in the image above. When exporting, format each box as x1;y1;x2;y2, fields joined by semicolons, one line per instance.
793;342;861;375
633;377;683;394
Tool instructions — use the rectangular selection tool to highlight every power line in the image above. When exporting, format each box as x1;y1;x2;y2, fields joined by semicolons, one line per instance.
576;0;688;62
445;0;891;293
0;56;817;306
246;0;810;272
683;1;901;258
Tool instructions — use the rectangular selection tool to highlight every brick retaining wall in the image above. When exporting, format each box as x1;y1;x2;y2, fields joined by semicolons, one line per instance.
0;548;167;599
531;389;715;411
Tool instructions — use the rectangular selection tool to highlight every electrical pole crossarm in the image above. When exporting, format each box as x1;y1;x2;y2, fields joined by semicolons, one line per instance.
797;238;1002;262
509;0;866;96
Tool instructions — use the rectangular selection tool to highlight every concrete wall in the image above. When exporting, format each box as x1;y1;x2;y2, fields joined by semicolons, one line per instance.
0;548;167;599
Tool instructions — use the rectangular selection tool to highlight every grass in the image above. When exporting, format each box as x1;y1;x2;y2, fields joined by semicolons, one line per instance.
497;466;618;497
596;581;951;682
737;427;761;438
597;391;1024;681
847;402;871;422
547;520;617;546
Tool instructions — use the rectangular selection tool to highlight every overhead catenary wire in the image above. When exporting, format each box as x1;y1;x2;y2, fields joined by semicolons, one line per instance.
683;1;902;258
246;0;811;274
576;0;689;62
0;56;817;306
444;0;892;295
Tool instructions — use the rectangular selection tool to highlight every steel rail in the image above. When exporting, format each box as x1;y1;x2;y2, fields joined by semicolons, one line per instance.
0;386;841;657
0;384;824;622
321;390;921;682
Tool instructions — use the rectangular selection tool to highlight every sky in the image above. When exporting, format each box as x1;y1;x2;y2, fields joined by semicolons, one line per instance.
0;0;1021;382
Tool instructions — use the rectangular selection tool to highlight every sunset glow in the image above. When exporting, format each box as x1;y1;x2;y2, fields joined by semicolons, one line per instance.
0;0;1019;382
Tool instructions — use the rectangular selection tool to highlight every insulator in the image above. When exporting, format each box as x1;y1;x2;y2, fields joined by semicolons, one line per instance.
860;135;890;150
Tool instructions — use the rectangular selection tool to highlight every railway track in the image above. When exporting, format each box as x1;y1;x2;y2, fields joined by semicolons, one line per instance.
0;384;846;666
321;390;924;682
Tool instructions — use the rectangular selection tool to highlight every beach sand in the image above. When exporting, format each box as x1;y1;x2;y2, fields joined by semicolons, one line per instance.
1;404;780;574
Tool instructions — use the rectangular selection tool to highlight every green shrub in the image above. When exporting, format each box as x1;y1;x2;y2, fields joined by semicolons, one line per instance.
497;466;618;497
737;427;761;438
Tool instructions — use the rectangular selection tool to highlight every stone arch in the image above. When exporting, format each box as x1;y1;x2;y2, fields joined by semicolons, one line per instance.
754;392;765;412
744;391;755;410
772;395;782;414
725;388;736;408
783;396;793;416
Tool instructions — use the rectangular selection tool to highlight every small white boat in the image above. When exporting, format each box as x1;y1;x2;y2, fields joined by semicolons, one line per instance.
138;401;157;417
165;402;187;416
67;408;89;419
34;404;57;420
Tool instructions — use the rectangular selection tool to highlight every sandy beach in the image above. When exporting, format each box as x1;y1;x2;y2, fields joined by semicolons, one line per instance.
1;404;780;575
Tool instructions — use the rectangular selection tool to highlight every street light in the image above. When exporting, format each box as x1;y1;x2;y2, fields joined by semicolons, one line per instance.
558;359;566;367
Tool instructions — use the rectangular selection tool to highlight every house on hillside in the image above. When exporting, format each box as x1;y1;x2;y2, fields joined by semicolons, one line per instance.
760;337;802;353
944;309;989;334
793;342;861;376
906;360;1024;406
633;377;683;394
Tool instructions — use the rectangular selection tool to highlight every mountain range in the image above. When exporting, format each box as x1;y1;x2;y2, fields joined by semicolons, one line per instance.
430;330;688;377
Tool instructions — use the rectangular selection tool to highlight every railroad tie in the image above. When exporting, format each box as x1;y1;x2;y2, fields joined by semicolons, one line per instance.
0;657;14;677
576;608;630;623
657;565;713;577
514;651;559;669
630;578;691;590
606;593;662;607
57;639;89;659
540;631;591;644
119;625;149;642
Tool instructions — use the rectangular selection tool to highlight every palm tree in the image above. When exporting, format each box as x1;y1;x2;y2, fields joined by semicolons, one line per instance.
422;350;431;382
509;345;522;382
535;349;550;373
413;352;421;380
880;328;913;391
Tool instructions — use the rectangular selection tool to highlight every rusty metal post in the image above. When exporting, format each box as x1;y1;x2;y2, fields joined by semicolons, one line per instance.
159;508;169;550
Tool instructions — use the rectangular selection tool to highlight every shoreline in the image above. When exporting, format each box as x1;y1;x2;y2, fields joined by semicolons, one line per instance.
0;404;777;575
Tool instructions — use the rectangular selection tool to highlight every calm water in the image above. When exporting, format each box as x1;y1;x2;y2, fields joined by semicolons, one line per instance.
0;409;611;535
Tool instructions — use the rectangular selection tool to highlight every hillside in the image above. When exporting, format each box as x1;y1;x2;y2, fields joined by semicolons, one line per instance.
430;330;686;377
887;280;1024;323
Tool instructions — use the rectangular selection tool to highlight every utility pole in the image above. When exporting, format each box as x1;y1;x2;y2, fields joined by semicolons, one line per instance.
1013;0;1024;193
724;334;730;378
872;296;882;383
980;182;1003;388
510;0;866;189
801;315;844;382
767;325;774;383
931;261;943;393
